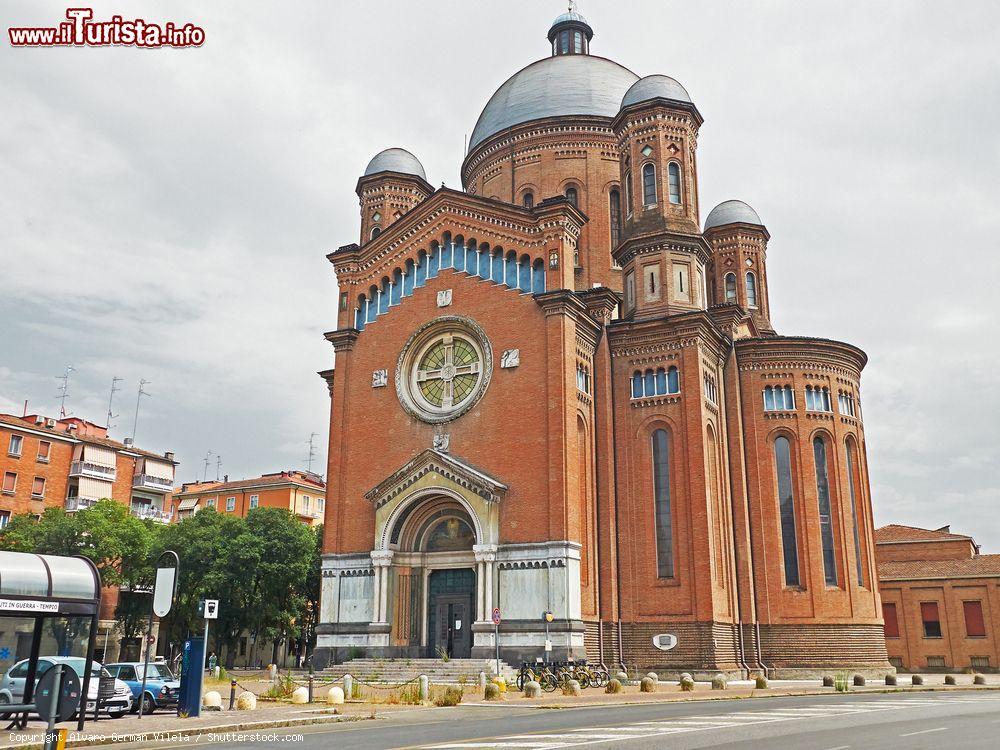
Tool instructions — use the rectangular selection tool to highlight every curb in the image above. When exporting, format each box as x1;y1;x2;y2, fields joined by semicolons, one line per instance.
3;713;374;750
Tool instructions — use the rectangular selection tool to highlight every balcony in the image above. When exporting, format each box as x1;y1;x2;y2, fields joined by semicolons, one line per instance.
70;460;116;482
130;504;172;524
132;473;174;493
65;496;99;512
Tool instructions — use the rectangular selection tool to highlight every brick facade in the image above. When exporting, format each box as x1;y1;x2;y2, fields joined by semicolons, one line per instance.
315;12;890;677
876;524;1000;672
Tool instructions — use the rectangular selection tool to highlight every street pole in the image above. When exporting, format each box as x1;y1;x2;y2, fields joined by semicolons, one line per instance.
139;550;179;720
203;620;210;673
495;622;500;677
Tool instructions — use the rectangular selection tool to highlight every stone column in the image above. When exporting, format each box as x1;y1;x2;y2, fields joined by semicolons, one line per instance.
473;544;498;623
370;550;394;624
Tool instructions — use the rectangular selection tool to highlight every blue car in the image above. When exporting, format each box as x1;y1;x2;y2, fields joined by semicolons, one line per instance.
104;662;179;714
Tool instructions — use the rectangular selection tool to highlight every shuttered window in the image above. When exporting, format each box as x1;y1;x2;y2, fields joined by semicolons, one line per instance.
921;601;942;638
883;603;900;638
964;600;986;637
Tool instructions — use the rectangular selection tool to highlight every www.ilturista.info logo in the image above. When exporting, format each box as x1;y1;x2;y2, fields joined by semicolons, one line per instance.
8;8;205;48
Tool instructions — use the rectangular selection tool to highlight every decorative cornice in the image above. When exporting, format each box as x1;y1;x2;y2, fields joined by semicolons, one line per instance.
324;328;360;352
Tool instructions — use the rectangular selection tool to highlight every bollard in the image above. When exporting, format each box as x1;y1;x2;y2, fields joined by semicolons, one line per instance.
308;674;314;703
479;671;487;691
213;666;220;680
419;674;429;701
344;674;353;699
229;679;237;710
268;664;277;682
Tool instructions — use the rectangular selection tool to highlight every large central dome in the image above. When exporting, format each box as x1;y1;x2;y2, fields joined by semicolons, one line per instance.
468;54;638;152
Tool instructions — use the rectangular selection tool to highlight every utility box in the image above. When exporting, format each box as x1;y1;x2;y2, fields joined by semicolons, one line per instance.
176;638;205;717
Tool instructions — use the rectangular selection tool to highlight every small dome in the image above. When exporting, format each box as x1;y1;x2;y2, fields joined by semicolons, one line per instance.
621;74;693;109
704;200;763;230
363;148;426;181
549;10;592;37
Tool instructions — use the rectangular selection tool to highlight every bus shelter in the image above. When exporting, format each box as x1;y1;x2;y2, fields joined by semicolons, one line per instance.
0;551;102;731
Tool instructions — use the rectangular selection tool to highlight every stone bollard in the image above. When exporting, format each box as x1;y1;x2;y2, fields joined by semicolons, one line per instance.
203;691;222;710
754;674;768;689
268;664;277;682
639;677;656;693
974;674;986;686
562;679;581;697
291;687;309;704
711;674;727;690
419;675;429;702
605;678;622;694
944;675;956;685
822;675;834;688
853;675;865;687
523;680;542;698
344;674;354;699
327;686;345;705
235;691;257;711
229;679;237;710
479;671;487;692
646;672;659;683
885;674;897;686
213;666;221;680
680;675;695;692
912;674;924;686
615;671;628;684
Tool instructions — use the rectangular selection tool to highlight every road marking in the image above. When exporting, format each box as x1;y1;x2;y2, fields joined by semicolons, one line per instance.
899;727;947;737
824;746;851;749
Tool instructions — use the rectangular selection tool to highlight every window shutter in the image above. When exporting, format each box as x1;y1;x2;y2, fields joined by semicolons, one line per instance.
964;601;986;637
921;602;939;622
883;603;900;638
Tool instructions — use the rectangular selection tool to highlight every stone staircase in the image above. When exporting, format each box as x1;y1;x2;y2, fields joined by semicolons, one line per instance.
321;657;515;684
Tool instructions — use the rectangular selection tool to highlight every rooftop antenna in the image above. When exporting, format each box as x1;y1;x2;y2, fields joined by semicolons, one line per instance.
202;450;215;482
106;376;124;429
306;432;318;473
214;455;222;481
131;379;150;443
56;365;74;418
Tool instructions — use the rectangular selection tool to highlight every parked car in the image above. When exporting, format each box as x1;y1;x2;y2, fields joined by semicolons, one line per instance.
0;657;132;718
104;662;180;714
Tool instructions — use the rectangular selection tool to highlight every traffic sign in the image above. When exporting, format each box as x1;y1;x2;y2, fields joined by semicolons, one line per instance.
35;664;81;724
491;607;501;625
202;599;219;620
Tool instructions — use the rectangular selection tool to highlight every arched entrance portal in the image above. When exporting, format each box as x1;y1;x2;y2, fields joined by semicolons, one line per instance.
388;496;478;658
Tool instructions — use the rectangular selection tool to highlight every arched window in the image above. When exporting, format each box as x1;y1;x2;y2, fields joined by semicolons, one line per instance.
745;272;758;308
655;368;667;396
415;251;428;287
609;188;622;248
573;31;583;54
390;269;402;306
773;436;800;587
531;258;545;294
518;254;531;292
504;252;518;287
652;429;674;578
452;237;466;272
355;296;368;331
370;226;381;240
491;250;504;284
668;162;682;205
366;286;378;324
559;29;570;54
427;244;440;278
522;191;534;209
403;259;415;296
440;237;453;269
667;366;679;394
642;163;656;206
813;437;838;586
643;369;655;397
846;439;865;586
625;171;634;214
465;241;478;276
565;186;578;208
725;273;737;302
631;371;643;399
377;278;390;315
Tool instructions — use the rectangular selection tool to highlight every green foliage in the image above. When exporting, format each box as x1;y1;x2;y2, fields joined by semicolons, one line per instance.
434;686;463;706
263;672;296;699
834;674;849;692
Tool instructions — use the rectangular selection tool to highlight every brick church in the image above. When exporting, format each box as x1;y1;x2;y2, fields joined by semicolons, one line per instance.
315;10;890;677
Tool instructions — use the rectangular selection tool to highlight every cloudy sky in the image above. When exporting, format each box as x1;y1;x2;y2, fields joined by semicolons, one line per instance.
2;1;998;549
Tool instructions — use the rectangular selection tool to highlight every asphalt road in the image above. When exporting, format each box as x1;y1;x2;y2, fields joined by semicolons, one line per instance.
86;691;1000;749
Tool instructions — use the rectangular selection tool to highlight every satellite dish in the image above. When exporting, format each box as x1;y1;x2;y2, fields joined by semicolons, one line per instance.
652;633;678;651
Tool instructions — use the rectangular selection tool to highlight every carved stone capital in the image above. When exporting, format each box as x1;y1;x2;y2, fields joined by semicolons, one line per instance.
370;550;395;567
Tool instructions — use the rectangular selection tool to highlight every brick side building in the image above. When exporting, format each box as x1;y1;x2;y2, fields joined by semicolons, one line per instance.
876;524;1000;673
171;470;326;526
315;11;889;677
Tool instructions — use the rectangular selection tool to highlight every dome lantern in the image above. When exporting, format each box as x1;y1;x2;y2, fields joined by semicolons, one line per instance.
548;3;593;56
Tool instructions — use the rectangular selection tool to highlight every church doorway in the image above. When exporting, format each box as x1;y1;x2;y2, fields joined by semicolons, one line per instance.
427;568;475;658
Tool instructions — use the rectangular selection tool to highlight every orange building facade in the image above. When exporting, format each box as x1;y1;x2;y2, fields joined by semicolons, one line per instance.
171;470;326;526
877;524;1000;673
315;12;889;677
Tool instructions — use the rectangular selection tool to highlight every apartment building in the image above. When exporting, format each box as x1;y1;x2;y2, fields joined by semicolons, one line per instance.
171;470;325;526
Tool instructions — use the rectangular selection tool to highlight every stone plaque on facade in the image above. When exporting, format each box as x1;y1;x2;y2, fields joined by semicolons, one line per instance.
372;369;388;388
500;349;520;369
432;433;450;452
437;289;453;307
